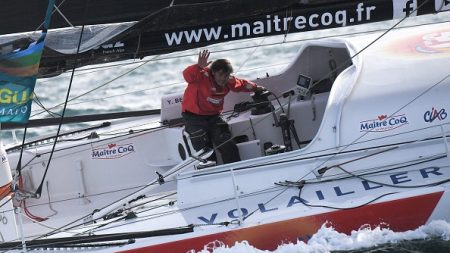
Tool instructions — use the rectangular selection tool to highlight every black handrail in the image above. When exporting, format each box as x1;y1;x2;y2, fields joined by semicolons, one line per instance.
1;109;161;130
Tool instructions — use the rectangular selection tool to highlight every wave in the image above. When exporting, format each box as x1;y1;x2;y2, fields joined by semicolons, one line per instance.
196;220;450;253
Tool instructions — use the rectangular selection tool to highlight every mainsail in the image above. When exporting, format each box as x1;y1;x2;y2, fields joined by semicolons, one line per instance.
0;0;449;78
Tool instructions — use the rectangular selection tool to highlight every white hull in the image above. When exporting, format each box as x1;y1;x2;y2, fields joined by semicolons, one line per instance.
1;22;450;252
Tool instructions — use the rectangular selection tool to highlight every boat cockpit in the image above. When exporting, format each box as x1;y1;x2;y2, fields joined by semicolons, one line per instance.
161;43;353;166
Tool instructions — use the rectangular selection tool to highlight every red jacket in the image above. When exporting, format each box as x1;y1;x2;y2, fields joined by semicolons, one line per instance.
181;64;256;115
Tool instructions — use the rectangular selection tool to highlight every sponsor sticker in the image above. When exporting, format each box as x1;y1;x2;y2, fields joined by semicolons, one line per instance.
360;114;408;132
392;0;417;19
424;107;447;123
91;143;135;160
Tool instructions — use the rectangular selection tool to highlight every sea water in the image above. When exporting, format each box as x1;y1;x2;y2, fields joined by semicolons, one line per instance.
4;11;450;253
198;220;450;253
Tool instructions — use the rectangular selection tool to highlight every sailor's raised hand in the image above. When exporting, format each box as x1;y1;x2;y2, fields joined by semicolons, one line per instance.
198;50;211;68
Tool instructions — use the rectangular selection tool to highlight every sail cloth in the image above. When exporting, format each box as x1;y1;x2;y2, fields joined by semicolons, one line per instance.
0;0;54;123
1;0;449;78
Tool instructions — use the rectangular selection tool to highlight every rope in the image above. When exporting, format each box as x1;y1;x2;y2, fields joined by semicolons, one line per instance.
35;25;86;198
6;0;447;244
31;19;450;116
31;55;159;118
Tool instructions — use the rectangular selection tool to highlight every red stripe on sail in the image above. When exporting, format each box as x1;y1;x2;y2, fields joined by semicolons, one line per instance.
119;191;443;253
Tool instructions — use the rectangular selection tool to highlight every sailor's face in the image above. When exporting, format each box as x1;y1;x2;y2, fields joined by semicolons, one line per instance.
212;70;231;86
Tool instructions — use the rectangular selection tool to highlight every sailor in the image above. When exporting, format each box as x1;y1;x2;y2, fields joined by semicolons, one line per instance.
182;49;265;165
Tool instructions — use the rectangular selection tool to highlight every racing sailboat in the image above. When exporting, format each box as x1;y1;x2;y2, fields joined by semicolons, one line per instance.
0;0;450;252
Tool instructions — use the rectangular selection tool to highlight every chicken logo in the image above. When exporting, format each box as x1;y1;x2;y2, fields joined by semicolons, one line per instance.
377;115;387;121
385;28;450;58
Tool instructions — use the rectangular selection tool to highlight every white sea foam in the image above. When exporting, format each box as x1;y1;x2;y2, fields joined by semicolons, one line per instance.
194;220;450;253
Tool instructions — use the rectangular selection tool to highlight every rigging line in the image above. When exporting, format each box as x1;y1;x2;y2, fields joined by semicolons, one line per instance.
251;84;448;177
0;179;175;214
34;25;86;199
87;157;198;216
13;123;28;177
277;155;448;189
43;36;268;79
30;54;160;118
45;180;283;235
91;187;286;234
242;0;441;220
126;194;177;214
77;193;177;236
235;37;266;73
335;164;450;189
64;18;450;71
245;81;450;219
33;60;283;111
282;7;293;43
44;181;58;217
79;11;450;75
3;17;446;253
306;155;447;185
39;192;178;239
14;9;446;237
242;128;450;178
11;120;167;162
36;59;280;110
10;124;30;200
0;196;12;211
13;119;444;224
243;186;290;221
291;167;450;211
86;173;324;234
310;0;432;92
32;0;67;34
325;146;399;169
201;134;442;188
305;73;450;177
290;0;436;171
14;154;38;176
35;19;447;79
34;19;449;112
53;3;74;27
55;80;185;108
32;93;61;118
38;39;268;78
297;187;397;210
37;157;198;237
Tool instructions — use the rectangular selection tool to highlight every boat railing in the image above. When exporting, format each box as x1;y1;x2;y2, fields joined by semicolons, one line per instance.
88;148;212;223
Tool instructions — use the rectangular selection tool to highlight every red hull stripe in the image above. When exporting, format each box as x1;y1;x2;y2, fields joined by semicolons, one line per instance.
0;182;11;200
119;191;443;253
